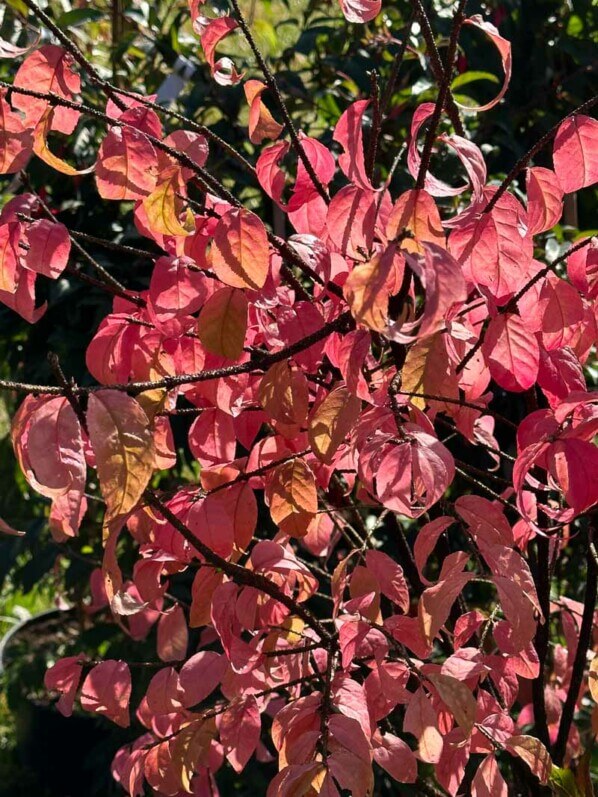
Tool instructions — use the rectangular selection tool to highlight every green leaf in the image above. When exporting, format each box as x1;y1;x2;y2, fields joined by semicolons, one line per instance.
56;8;105;27
548;766;584;797
451;70;501;90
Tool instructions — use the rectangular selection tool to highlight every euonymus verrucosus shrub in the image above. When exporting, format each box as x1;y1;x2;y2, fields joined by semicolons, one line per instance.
0;0;597;794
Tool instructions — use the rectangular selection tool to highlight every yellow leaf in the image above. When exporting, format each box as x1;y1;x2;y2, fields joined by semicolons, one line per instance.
266;457;317;537
308;386;361;463
33;107;94;176
170;718;217;792
197;286;248;360
401;333;460;412
143;167;190;237
386;189;445;254
259;360;309;428
401;337;434;409
87;391;155;522
343;247;396;331
589;656;598;703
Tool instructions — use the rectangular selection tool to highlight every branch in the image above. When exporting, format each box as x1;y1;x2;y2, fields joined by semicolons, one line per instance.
0;311;353;396
410;0;465;136
18;177;141;304
415;0;467;190
484;94;598;214
3;81;338;298
552;527;598;765
455;236;594;374
145;491;332;643
380;15;415;117
21;0;127;112
228;0;330;204
531;533;551;749
364;70;381;182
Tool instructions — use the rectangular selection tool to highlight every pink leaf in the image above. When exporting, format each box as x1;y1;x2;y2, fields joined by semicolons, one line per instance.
332;100;374;190
188;407;236;467
483;313;539;392
220;695;261;773
144;667;185;715
157;605;188;662
459;16;512;112
553;115;598;193
44;656;83;717
365;549;409;612
526;167;563;235
338;0;381;24
80;660;131;727
179;650;227;708
23;219;71;279
372;731;417;783
471;754;508;797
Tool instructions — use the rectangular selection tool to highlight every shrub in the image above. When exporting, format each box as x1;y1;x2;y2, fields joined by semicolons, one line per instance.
0;0;597;794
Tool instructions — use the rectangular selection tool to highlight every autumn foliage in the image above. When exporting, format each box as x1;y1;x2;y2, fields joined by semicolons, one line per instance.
1;0;598;795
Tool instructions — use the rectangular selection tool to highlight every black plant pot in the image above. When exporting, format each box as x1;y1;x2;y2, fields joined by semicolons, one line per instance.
0;609;129;797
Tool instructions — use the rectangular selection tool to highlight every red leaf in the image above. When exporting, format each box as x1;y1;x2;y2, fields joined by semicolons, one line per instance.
23;219;70;279
13;45;81;134
157;604;188;662
80;660;131;727
526;167;563;235
333;99;374;190
44;656;83;717
179;651;227;708
459;16;512;112
449;189;532;305
220;695;261;773
0;89;33;174
365;550;409;612
553;115;598;193
483;313;539;392
210;208;269;290
96;124;158;201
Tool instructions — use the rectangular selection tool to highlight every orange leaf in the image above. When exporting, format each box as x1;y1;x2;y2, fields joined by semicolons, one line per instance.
427;673;477;736
87;391;155;522
505;735;552;785
244;80;283;145
197;286;248;360
308;386;361;463
33;107;94;176
343;246;397;331
259;360;309;428
266;458;317;537
143;167;191;237
210;207;269;289
386;189;444;253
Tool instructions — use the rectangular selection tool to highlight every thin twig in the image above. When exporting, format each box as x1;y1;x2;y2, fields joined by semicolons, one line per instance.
228;0;330;204
552;528;598;764
415;0;467;189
